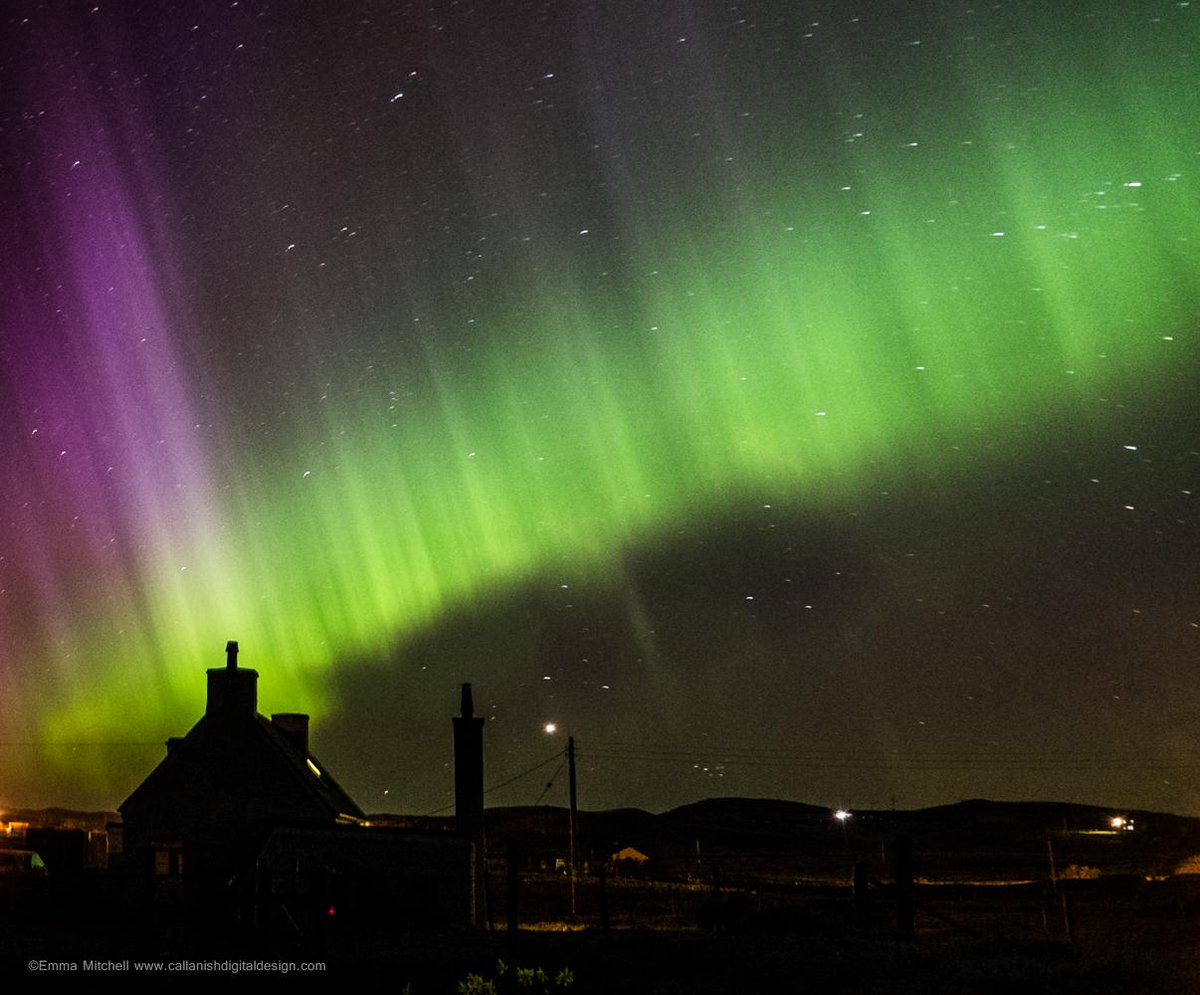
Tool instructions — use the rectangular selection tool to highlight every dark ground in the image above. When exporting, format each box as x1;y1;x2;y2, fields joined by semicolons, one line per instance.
6;873;1200;991
8;798;1200;989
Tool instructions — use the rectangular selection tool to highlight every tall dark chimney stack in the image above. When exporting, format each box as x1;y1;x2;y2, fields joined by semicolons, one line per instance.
453;682;485;924
207;639;258;717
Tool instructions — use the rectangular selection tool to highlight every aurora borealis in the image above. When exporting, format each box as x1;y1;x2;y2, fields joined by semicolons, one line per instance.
3;1;1200;815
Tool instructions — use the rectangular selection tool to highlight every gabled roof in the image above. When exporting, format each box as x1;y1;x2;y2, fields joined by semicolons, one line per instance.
254;712;363;820
121;644;363;825
120;709;363;822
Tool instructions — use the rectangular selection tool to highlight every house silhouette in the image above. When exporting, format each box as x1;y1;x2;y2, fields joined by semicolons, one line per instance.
118;641;482;929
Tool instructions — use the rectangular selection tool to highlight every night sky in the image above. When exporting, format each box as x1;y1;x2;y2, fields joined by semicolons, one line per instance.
3;0;1200;817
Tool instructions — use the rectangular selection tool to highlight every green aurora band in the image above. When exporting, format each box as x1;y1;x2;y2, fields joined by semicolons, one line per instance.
11;3;1200;803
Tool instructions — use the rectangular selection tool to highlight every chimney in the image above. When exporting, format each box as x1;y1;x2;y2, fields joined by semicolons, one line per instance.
453;682;485;924
206;639;259;718
271;713;310;753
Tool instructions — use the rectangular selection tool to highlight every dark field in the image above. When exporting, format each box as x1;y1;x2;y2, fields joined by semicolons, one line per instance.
7;797;1200;990
6;873;1200;991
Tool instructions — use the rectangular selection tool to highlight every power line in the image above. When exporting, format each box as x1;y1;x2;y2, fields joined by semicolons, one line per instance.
586;753;1200;772
591;740;1189;760
0;742;164;748
532;757;567;807
485;749;566;796
580;740;1200;772
423;750;566;816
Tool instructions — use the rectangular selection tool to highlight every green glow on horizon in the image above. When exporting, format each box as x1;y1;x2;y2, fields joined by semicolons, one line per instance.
30;20;1200;800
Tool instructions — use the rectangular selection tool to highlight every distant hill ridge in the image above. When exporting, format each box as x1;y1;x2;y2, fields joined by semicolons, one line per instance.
11;798;1200;882
470;797;1200;881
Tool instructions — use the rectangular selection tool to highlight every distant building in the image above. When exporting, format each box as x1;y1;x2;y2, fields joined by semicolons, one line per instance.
610;846;650;865
118;641;484;928
609;846;650;876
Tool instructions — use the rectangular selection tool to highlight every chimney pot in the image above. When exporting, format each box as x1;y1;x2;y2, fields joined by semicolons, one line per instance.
208;641;257;717
271;713;310;753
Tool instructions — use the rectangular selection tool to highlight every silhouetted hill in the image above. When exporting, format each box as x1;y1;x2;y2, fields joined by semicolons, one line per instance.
485;805;667;859
472;797;1200;882
880;799;1200;879
17;797;1200;883
663;796;830;827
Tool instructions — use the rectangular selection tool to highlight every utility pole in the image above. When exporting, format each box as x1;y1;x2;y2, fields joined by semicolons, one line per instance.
567;735;578;917
894;833;914;940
